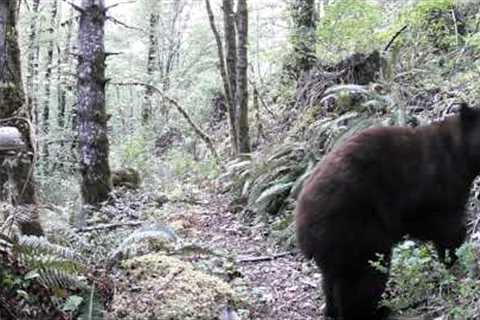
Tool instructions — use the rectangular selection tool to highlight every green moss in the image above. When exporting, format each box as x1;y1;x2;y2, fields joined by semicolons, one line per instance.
108;254;242;320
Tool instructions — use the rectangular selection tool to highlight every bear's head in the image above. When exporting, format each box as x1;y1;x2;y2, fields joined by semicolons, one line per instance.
460;103;480;170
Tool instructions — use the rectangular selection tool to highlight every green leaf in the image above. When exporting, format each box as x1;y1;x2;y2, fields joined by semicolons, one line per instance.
24;270;40;280
255;182;294;205
16;289;29;299
62;295;84;312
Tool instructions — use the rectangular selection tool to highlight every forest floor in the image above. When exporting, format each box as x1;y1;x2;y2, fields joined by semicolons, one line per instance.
165;192;322;320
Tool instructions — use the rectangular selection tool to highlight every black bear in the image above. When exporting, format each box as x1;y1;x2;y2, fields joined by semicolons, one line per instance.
295;104;479;320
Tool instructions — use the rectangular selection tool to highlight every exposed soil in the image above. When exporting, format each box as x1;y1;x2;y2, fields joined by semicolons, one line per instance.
192;193;323;320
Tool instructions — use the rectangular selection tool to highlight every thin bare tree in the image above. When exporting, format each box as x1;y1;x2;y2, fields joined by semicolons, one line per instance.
142;9;159;125
223;0;239;155
206;0;238;157
42;0;59;168
236;0;250;154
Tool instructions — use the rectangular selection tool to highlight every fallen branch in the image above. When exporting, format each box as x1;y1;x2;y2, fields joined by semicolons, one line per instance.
155;197;209;208
236;251;296;263
75;221;143;233
110;82;222;167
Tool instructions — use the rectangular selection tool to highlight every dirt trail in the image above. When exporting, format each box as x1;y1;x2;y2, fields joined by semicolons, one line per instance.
194;194;322;320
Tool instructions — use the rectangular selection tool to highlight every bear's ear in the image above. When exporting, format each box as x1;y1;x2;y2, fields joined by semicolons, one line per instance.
460;103;478;124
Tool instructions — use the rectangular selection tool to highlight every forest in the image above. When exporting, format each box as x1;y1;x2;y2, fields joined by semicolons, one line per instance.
0;0;480;319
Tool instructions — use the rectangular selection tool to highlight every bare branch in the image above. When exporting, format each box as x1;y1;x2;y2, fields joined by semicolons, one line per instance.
105;51;122;57
110;82;222;166
105;0;137;11
61;0;83;13
384;25;408;52
106;16;145;33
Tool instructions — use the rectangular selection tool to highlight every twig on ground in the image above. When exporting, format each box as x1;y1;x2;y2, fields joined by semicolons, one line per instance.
75;221;143;233
236;251;296;263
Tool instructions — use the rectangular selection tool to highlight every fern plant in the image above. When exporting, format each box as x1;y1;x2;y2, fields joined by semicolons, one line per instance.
0;209;110;320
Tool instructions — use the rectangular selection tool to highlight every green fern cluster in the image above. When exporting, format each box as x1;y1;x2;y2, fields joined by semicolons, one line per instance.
0;232;105;319
222;143;316;219
222;82;396;217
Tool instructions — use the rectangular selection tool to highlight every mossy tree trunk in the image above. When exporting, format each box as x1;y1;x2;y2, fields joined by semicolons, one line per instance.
290;0;317;76
0;0;43;236
77;0;112;207
235;0;250;154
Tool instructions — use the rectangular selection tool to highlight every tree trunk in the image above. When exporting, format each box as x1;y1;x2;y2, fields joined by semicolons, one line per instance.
158;1;182;122
205;0;235;143
161;1;183;85
77;0;112;208
0;0;43;236
142;12;159;125
291;0;317;75
57;7;74;133
26;0;41;131
223;0;239;155
236;0;250;154
42;0;58;169
253;85;264;145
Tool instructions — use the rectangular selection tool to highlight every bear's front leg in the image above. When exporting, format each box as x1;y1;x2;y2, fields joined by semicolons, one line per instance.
433;220;466;268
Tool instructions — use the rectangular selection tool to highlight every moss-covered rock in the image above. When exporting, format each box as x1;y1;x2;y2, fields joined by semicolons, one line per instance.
108;253;241;320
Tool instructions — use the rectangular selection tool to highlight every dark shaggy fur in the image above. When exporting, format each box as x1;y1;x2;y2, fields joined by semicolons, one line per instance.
296;104;480;320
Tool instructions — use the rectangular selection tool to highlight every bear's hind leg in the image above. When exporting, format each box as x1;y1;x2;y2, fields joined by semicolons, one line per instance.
335;266;390;320
433;222;466;268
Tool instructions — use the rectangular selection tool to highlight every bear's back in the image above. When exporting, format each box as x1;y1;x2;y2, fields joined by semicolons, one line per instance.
295;121;469;261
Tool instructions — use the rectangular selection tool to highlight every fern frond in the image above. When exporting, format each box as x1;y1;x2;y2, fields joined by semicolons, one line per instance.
108;224;178;266
255;182;294;205
225;160;252;172
62;295;84;313
290;159;316;199
267;143;305;162
17;235;85;264
241;178;253;198
77;284;105;320
323;84;370;95
329;117;378;152
38;268;85;290
23;255;83;275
